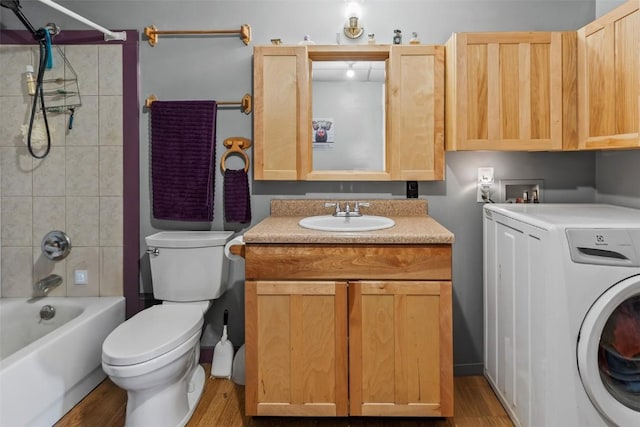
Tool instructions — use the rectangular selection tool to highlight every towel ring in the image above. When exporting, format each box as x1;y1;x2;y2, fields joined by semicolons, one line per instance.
221;137;251;173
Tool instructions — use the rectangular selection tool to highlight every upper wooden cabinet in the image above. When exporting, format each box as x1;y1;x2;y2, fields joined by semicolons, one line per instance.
253;45;444;181
577;0;639;149
253;46;309;180
445;31;577;151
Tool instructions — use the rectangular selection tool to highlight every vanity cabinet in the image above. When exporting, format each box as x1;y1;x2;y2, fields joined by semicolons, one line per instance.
244;244;453;418
253;45;444;181
445;31;578;151
577;0;639;149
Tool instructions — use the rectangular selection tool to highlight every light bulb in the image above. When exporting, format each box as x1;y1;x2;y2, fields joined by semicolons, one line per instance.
346;64;355;78
345;1;362;20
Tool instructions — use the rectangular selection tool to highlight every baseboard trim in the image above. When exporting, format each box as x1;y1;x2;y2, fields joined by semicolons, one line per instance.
454;363;484;376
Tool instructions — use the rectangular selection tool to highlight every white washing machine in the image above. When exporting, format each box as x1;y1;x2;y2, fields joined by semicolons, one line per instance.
483;204;640;427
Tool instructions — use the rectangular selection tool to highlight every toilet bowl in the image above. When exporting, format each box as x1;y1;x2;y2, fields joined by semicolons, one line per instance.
102;231;234;427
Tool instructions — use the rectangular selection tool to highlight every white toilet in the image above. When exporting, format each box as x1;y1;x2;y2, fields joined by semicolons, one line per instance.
102;230;234;427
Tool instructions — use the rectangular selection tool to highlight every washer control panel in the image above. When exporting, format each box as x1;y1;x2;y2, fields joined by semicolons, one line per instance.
566;229;640;266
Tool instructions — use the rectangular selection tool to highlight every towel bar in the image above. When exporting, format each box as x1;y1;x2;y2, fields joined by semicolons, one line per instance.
145;94;252;114
144;24;251;46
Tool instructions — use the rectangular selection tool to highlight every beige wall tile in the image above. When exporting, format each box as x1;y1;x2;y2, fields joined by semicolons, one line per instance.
100;246;123;296
0;46;32;96
64;45;98;96
98;46;122;96
65;95;98;146
99;96;123;146
0;96;31;147
33;197;66;246
66;196;99;246
1;196;32;246
33;147;66;196
1;146;32;195
66;146;99;195
66;246;99;296
99;146;123;196
1;247;33;297
100;196;123;246
33;248;66;297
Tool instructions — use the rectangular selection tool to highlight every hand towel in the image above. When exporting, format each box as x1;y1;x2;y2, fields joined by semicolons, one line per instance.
150;100;217;221
223;168;251;223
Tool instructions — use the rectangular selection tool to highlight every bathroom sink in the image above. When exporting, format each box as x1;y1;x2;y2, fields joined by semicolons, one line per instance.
298;215;395;232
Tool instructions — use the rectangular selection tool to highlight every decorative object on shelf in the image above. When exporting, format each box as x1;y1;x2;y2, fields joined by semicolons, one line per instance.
410;32;420;44
145;94;252;115
367;33;375;44
298;35;316;45
393;29;402;44
270;38;282;45
343;1;364;39
144;24;252;46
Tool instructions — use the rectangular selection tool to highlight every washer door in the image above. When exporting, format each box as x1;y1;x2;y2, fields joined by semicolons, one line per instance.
577;275;640;426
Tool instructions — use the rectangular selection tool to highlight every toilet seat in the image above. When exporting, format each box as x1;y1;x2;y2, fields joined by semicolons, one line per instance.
103;304;203;366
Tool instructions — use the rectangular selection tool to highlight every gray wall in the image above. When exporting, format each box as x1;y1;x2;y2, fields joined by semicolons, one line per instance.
1;0;599;374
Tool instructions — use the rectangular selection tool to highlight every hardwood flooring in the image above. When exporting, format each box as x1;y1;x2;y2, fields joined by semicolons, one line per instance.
56;365;513;427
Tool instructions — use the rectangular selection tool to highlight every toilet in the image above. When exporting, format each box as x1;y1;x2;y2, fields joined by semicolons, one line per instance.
102;230;234;427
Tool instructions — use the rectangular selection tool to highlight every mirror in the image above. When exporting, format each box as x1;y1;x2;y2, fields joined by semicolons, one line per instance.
311;61;386;172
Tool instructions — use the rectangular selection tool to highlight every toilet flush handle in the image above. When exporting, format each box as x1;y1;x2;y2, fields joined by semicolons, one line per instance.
146;248;159;256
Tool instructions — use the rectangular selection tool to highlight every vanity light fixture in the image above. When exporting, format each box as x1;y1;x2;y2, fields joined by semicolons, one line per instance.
343;1;364;39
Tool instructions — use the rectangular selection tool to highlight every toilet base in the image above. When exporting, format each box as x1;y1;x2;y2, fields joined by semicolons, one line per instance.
123;363;206;427
182;364;206;426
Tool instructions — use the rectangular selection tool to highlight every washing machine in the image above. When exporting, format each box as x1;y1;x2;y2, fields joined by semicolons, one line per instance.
483;203;640;427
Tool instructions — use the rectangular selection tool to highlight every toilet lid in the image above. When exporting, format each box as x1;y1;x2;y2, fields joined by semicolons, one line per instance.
102;305;203;366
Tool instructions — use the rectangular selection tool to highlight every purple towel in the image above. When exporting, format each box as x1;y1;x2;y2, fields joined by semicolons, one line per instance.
223;168;251;223
150;100;217;221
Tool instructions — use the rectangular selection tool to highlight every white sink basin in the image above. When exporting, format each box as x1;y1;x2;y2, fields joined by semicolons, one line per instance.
298;215;395;232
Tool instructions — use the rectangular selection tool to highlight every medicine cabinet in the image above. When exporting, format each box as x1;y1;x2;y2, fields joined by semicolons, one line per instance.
253;44;445;181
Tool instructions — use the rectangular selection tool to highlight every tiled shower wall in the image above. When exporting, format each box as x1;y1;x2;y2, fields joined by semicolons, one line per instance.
0;44;123;298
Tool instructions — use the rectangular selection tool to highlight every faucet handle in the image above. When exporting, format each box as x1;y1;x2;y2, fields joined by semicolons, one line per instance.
324;201;341;215
354;201;370;213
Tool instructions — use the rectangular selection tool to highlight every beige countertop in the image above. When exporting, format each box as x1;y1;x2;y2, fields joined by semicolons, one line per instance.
243;199;455;245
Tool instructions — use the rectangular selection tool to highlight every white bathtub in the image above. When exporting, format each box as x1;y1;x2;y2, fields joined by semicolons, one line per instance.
0;296;125;427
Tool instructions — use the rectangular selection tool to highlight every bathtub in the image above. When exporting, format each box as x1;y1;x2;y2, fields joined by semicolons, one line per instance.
0;296;125;427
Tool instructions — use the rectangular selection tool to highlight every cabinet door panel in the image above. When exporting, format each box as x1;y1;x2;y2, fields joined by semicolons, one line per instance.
253;46;309;179
578;1;639;149
388;45;445;180
245;280;348;416
446;32;574;151
349;281;453;417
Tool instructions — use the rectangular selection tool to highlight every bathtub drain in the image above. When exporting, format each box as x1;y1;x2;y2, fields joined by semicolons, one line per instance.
40;304;56;320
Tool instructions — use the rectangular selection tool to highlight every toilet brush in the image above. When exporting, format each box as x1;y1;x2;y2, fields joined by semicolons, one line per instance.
211;309;234;379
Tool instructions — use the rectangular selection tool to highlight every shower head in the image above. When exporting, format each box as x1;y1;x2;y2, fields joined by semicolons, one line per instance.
1;0;39;38
0;0;21;12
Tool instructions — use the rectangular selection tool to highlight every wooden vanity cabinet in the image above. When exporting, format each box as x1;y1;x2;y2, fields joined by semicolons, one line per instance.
244;244;453;418
445;31;578;151
252;45;445;181
577;0;639;149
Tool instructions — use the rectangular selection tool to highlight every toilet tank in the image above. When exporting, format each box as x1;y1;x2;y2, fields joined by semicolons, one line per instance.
145;231;234;302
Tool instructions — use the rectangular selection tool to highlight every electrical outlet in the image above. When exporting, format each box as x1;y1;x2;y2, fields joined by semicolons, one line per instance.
477;167;494;202
74;270;89;285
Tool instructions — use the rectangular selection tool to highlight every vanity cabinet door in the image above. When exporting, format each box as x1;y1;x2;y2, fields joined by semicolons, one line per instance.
577;1;639;149
244;280;348;416
253;46;310;179
388;45;445;180
348;280;453;417
445;31;577;151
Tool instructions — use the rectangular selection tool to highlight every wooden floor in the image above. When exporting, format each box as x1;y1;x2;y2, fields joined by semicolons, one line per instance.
56;365;513;427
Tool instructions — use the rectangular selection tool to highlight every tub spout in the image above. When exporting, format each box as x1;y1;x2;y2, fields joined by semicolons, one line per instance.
35;274;63;295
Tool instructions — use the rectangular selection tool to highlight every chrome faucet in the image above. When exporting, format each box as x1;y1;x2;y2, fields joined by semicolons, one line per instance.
35;274;63;295
324;201;371;217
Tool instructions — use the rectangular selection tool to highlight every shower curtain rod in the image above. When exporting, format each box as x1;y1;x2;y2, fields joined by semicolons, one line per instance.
36;0;126;41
